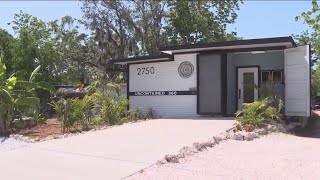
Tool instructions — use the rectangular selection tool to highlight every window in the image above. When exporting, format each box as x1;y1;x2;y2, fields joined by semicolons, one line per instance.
261;70;283;83
272;70;283;83
261;70;271;83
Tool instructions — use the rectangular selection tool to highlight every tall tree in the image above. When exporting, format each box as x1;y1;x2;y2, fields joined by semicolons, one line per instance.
49;16;97;84
296;0;320;95
295;0;320;66
0;29;15;74
165;0;242;45
81;0;242;82
132;0;166;55
11;11;63;83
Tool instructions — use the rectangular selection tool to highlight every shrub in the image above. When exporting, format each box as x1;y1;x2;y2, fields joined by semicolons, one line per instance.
50;95;95;132
235;97;281;130
50;82;143;132
0;54;54;135
96;90;142;126
32;109;47;125
97;91;128;125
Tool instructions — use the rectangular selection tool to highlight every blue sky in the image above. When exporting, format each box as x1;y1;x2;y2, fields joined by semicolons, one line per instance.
0;1;313;39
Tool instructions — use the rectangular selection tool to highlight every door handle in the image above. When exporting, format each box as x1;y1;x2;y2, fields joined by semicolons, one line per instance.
238;89;241;99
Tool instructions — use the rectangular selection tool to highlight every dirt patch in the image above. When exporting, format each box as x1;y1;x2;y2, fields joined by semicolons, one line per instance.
14;119;68;139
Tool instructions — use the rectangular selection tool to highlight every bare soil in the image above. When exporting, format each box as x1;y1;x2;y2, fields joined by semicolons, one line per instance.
14;119;74;139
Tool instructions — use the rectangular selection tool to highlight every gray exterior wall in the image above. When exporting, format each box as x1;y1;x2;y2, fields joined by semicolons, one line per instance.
198;54;221;114
227;50;285;115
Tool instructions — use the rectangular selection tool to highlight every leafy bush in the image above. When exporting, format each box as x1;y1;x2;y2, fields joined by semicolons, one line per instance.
32;109;47;125
50;95;95;132
0;54;54;135
97;91;128;125
95;90;142;126
50;81;142;132
235;97;281;130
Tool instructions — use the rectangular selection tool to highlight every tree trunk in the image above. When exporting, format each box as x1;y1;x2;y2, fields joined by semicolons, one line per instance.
5;108;12;135
0;114;7;136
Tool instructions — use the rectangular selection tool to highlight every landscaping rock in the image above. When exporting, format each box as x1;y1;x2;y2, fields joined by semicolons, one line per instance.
244;132;258;141
231;132;244;141
255;128;268;135
22;117;34;128
212;135;223;143
192;142;202;151
178;146;198;158
164;155;179;163
22;136;29;142
218;132;230;141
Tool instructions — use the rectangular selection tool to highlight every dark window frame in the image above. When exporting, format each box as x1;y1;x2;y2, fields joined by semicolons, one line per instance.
260;69;284;84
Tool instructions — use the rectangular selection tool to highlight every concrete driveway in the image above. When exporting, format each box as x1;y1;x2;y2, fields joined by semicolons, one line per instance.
0;118;234;180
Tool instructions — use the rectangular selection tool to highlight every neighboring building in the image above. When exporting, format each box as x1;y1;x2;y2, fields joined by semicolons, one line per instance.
112;37;311;118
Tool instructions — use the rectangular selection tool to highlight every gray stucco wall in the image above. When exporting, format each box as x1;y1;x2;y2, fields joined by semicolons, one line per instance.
227;50;285;115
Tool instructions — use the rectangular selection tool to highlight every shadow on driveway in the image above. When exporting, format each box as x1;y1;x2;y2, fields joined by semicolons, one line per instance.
291;111;320;138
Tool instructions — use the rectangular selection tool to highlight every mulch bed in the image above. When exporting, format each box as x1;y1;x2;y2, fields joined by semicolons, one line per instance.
14;119;65;139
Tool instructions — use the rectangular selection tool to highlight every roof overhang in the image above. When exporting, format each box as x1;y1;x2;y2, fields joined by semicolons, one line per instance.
111;36;297;64
112;53;173;65
160;36;297;54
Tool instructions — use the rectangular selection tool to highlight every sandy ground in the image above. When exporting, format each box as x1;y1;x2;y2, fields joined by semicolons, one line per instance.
128;133;320;180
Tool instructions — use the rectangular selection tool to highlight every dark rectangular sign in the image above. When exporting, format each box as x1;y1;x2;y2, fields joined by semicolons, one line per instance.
129;91;197;96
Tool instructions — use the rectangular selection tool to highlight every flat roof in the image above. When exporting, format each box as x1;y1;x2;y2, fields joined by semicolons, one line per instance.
112;36;297;64
112;53;173;65
160;36;297;54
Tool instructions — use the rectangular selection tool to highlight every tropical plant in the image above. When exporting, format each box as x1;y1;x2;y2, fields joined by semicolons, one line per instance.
257;75;284;112
235;97;281;131
235;77;284;131
50;95;95;132
32;109;47;125
0;54;53;135
97;91;129;125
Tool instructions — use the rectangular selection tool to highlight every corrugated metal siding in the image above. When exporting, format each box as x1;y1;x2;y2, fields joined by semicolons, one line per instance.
130;96;198;118
284;45;310;117
129;53;198;117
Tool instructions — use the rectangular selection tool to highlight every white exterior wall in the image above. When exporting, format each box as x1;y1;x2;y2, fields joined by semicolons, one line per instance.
129;54;198;118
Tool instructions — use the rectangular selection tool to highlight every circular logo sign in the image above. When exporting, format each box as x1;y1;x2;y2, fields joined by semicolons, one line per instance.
178;61;194;78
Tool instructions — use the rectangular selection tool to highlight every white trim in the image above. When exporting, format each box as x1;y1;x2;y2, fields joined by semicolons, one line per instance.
237;67;259;110
114;58;171;65
162;42;293;54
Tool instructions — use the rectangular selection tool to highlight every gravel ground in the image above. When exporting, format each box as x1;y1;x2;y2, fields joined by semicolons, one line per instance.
0;137;28;152
128;133;320;180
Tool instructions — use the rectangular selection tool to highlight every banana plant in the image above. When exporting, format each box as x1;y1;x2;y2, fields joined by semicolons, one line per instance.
0;54;54;135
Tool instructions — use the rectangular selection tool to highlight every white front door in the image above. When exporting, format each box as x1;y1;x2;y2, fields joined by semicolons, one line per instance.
237;67;259;110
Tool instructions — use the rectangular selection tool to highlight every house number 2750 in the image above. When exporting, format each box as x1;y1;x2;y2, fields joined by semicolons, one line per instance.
137;67;155;75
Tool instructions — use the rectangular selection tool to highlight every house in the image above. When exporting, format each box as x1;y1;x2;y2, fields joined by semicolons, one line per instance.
112;36;311;118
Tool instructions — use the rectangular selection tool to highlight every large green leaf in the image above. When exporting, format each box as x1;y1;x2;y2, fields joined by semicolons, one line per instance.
15;81;37;89
0;63;6;79
29;65;41;82
6;76;17;90
0;88;13;104
37;81;55;92
14;97;40;106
